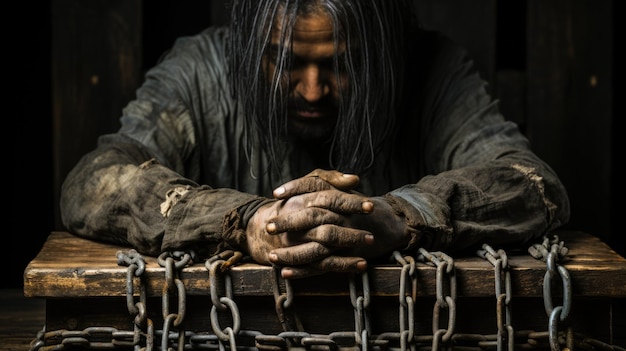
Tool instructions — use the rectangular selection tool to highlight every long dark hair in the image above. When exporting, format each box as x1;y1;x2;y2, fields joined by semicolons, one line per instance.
227;0;419;175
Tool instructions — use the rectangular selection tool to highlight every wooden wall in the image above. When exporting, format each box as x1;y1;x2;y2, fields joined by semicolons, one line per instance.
7;0;618;288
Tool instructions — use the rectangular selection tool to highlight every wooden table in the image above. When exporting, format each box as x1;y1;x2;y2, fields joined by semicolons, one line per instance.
21;230;626;349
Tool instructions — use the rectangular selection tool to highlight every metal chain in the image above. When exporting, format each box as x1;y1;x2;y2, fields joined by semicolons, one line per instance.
349;270;372;348
205;250;243;351
157;250;194;351
416;248;457;351
117;249;155;350
390;251;418;351
270;265;303;334
477;244;514;351
529;235;574;351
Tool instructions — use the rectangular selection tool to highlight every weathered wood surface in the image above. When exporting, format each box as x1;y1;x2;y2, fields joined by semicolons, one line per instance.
24;231;626;299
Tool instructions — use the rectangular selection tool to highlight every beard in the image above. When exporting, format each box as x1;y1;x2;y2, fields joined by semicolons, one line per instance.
285;94;339;143
286;115;336;142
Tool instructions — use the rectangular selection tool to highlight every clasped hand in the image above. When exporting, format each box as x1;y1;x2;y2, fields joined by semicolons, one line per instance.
245;169;410;278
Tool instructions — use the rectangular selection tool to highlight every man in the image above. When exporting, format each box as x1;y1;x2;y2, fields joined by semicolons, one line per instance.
60;0;570;279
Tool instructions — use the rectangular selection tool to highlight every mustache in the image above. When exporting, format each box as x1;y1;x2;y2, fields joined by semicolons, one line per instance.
288;94;339;112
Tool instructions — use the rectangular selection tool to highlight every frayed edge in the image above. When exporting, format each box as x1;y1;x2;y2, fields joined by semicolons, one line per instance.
511;163;558;221
160;186;192;218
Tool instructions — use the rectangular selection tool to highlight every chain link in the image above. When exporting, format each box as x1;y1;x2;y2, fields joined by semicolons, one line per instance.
270;265;303;334
529;235;575;351
416;249;457;350
390;251;417;351
158;250;194;350
206;252;242;347
117;249;155;350
349;271;372;347
477;244;514;351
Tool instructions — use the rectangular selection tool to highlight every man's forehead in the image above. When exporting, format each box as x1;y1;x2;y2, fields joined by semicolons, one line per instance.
271;9;335;36
265;7;354;56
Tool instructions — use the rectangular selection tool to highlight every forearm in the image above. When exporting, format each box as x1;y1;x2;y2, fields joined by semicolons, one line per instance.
390;151;570;253
60;141;262;257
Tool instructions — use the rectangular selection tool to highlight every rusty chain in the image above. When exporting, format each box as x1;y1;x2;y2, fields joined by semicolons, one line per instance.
117;249;155;350
157;250;194;351
529;235;574;351
477;244;514;351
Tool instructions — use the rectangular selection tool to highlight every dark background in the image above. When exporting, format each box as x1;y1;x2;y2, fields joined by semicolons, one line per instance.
9;0;620;289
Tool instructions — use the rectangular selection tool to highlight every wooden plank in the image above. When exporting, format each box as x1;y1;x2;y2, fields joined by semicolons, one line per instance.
24;231;626;299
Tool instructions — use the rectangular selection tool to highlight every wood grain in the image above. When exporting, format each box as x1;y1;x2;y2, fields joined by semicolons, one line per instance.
24;231;626;299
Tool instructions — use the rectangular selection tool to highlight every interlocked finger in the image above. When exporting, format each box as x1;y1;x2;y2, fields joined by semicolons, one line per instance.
278;255;368;279
274;169;360;199
269;241;333;266
267;206;348;234
305;169;360;191
306;225;373;247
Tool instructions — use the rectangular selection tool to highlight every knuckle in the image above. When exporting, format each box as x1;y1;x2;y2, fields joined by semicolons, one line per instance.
317;225;341;245
279;242;331;265
316;256;355;272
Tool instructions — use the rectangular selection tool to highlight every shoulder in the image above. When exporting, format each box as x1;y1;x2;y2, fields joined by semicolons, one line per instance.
140;26;232;101
155;26;229;70
168;26;229;57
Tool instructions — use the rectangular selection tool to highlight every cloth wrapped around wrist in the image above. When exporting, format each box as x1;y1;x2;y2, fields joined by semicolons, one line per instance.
382;194;433;252
220;197;276;253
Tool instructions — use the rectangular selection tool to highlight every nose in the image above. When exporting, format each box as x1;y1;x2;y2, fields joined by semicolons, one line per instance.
294;64;329;102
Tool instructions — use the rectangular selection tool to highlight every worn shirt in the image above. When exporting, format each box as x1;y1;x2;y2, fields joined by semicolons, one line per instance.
60;26;570;258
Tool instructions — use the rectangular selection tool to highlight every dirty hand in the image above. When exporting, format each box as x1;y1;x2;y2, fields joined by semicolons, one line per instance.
245;170;416;279
244;188;374;278
273;169;413;259
270;193;412;265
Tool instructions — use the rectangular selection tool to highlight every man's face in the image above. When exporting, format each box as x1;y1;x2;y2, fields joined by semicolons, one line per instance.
265;10;347;142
